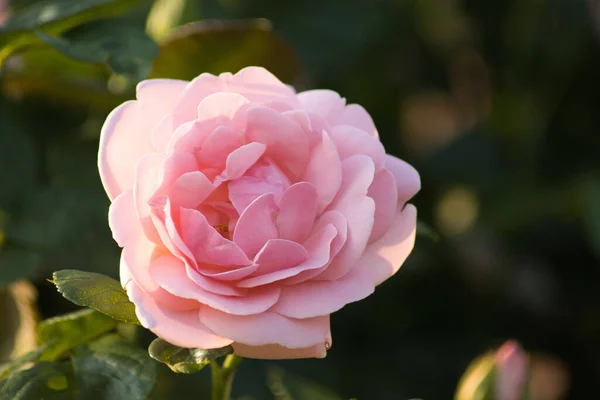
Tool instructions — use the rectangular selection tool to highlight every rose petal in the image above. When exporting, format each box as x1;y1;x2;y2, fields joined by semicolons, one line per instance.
271;258;375;319
108;190;136;247
367;169;398;243
245;106;309;177
334;103;378;137
200;308;330;348
126;281;232;348
277;182;318;243
218;142;266;181
237;224;337;288
170;171;216;209
197;125;244;169
233;194;279;259
297;89;346;120
301;132;342;213
151;255;280;315
196;92;250;128
365;204;418;286
384;155;421;205
251;239;309;276
99;80;187;199
330;125;385;170
179;207;252;266
186;264;247;297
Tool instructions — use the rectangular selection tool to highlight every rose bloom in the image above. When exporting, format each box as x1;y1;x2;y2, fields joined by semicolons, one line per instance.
99;67;419;359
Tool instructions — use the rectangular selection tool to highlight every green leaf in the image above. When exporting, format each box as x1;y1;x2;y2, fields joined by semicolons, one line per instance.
148;338;233;374
0;346;46;380
146;0;203;41
51;269;140;325
0;361;75;400
150;19;302;85
0;0;140;65
266;366;344;400
37;308;118;361
72;334;157;400
37;18;158;82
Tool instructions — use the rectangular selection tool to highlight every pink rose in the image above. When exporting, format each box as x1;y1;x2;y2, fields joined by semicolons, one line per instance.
99;67;419;359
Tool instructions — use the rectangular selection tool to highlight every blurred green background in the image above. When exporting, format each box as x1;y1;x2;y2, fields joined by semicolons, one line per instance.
1;0;599;398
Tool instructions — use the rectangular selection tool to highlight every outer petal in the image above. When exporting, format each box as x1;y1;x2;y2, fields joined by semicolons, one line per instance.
271;259;375;319
108;190;136;247
125;281;232;349
365;204;418;285
384;155;421;205
367;169;398;243
330;125;385;170
150;255;280;316
100;80;187;199
297;90;346;120
333;103;378;137
200;308;330;348
232;343;327;360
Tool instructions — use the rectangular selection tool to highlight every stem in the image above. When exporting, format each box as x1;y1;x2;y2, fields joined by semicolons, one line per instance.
211;355;243;400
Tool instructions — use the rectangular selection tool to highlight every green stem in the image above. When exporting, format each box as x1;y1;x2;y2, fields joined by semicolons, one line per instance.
211;355;243;400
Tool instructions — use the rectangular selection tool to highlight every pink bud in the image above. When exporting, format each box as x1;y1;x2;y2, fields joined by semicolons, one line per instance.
496;341;529;400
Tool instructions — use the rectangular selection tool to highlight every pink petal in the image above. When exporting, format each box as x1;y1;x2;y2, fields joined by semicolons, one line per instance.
301;132;342;213
237;224;337;288
120;228;159;292
167;120;213;155
277;182;318;243
297;89;346;120
219;142;266;181
99;80;187;199
232;194;279;259
196;92;250;128
245;106;310;177
271;259;375;319
150;255;280;315
334;103;378;137
197;125;244;169
365;204;418;286
98;101;153;200
151;114;176;153
132;154;161;243
199;308;330;348
384;155;421;205
186;264;247;297
173;73;224;126
367;169;398;243
136;79;187;119
251;239;309;276
330;125;385;170
196;263;259;281
125;281;233;349
226;67;298;106
108;190;136;247
317;155;376;280
232;343;328;359
179;207;251;266
170;171;215;209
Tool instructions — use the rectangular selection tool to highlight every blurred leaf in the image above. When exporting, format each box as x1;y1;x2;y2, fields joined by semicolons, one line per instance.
0;281;39;360
0;361;75;399
0;0;140;64
37;18;158;82
146;0;203;41
0;101;37;210
51;270;140;325
1;47;125;109
72;334;157;400
454;352;496;400
38;308;118;361
150;19;302;84
0;247;42;285
267;366;343;400
148;338;233;374
0;346;46;380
